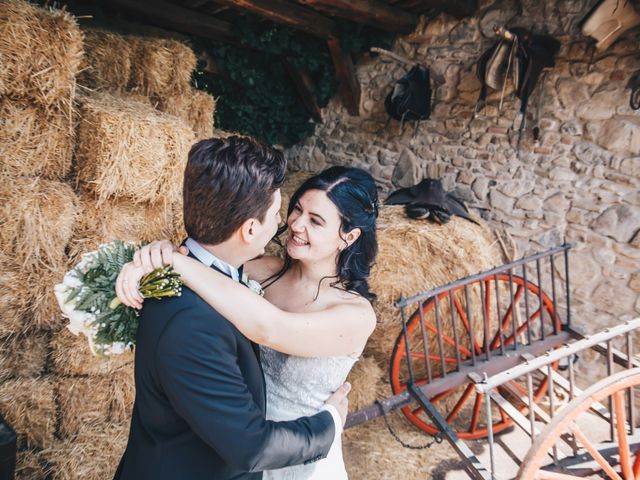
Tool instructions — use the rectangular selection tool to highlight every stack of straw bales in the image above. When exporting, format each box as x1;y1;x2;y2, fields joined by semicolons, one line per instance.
0;2;203;477
79;29;214;140
49;33;195;480
0;2;83;465
69;92;193;258
277;170;502;478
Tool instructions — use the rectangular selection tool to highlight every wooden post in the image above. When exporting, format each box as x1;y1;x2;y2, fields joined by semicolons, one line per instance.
282;59;323;123
327;38;360;116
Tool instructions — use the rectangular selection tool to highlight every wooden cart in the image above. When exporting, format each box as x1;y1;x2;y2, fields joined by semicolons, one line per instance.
345;244;640;479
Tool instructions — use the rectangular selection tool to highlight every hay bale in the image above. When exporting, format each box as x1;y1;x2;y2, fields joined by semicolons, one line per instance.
0;0;83;109
57;368;135;438
343;411;459;479
110;367;135;425
31;262;69;331
0;254;30;336
0;331;48;381
0;377;56;448
171;200;187;245
187;90;215;140
157;89;215;140
129;37;196;97
68;194;175;260
0;175;79;269
15;449;48;480
346;356;387;412
0;98;75;179
42;422;129;480
75;93;194;205
78;29;132;93
366;206;501;366
0;258;67;335
57;376;113;438
50;329;133;376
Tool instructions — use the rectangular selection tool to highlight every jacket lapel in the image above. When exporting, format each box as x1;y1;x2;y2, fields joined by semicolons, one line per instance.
186;249;267;404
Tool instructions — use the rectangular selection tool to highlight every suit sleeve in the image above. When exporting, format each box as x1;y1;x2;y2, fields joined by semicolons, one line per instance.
155;306;335;472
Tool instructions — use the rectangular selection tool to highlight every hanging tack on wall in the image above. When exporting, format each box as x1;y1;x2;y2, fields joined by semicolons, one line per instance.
581;0;640;52
474;26;560;154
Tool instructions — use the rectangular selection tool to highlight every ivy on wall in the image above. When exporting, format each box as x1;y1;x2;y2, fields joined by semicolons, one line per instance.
192;18;393;146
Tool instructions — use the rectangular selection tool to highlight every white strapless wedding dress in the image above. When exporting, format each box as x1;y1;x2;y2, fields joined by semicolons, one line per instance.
260;346;357;480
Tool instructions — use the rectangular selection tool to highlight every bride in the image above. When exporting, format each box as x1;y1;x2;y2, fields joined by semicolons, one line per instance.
116;166;379;479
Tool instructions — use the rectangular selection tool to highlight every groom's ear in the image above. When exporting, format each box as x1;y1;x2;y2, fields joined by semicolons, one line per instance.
238;218;257;244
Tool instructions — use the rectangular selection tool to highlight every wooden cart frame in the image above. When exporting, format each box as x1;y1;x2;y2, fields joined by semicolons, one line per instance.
345;244;640;479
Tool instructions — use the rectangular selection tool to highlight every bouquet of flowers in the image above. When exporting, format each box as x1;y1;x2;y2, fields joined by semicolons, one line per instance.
54;240;183;357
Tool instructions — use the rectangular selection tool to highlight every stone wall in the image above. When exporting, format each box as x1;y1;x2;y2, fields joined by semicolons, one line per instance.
285;0;640;337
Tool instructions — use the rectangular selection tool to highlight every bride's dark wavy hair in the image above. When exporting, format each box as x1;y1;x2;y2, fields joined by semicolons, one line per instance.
264;166;379;301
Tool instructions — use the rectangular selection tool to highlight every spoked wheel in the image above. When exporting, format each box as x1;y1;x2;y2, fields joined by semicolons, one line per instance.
390;274;561;440
519;368;640;480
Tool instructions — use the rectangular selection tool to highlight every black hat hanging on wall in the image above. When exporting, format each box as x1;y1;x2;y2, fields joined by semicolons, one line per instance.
384;64;432;137
385;178;479;225
474;26;561;153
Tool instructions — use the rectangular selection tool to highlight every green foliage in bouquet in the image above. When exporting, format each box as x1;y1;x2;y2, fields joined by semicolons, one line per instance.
191;17;393;146
56;241;183;357
67;241;141;347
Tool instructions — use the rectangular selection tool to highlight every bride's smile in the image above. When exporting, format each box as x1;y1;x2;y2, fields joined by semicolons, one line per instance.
285;188;349;263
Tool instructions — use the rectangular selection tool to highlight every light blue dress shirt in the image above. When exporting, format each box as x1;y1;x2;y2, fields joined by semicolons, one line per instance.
185;237;241;282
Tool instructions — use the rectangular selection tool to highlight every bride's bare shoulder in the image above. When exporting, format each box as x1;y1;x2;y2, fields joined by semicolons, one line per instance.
245;255;285;282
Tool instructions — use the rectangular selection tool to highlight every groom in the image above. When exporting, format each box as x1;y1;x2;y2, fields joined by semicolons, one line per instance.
114;137;348;479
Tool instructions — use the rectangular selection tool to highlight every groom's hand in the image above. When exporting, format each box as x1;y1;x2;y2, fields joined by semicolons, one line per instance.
325;382;351;426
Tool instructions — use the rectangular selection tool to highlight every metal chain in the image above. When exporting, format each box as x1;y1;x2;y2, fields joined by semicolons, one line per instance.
375;401;442;450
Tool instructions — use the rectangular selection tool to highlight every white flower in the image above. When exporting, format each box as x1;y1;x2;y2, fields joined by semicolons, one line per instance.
107;342;127;355
55;270;99;337
53;283;73;316
66;310;96;336
246;279;264;296
241;273;264;296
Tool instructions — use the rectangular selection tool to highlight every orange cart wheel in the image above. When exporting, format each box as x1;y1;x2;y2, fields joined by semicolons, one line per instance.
390;274;560;440
518;368;640;480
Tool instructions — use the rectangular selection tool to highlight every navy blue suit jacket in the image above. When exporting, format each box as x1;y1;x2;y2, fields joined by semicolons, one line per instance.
114;268;334;479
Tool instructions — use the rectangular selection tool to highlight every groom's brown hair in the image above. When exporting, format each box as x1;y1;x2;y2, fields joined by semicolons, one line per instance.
183;136;286;245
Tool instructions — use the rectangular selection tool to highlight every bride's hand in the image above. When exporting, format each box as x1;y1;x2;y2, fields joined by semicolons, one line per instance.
133;240;178;274
115;261;146;309
116;240;185;308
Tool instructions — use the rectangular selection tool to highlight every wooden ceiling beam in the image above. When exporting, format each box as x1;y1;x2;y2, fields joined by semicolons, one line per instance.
440;0;478;19
181;0;212;8
109;0;238;43
327;38;360;116
211;0;338;38
297;0;417;33
398;0;478;18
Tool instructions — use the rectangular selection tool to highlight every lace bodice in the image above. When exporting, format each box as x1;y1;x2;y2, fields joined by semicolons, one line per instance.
260;346;357;419
260;346;357;479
